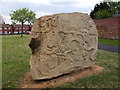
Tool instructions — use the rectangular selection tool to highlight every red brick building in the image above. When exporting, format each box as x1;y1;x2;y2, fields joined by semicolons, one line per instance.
0;24;32;35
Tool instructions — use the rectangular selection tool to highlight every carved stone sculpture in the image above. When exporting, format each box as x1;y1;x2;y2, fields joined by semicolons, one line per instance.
29;12;98;80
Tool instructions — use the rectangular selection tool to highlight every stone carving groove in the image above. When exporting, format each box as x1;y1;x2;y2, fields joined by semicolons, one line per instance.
29;12;98;80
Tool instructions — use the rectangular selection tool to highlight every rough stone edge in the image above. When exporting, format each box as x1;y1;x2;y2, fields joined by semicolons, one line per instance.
20;65;104;88
37;12;88;19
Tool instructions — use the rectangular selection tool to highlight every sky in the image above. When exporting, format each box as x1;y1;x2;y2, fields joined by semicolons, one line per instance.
0;0;117;24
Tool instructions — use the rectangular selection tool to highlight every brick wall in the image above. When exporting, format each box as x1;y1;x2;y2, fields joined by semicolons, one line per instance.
94;16;120;40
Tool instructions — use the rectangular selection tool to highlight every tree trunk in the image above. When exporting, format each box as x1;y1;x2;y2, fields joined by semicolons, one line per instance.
21;22;24;37
11;25;14;35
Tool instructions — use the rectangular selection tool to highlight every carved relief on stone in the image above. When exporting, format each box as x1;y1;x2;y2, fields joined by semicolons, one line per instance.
29;12;98;80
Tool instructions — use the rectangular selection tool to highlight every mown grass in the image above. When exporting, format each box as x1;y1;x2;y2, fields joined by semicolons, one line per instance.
2;35;30;88
98;38;120;46
2;35;119;88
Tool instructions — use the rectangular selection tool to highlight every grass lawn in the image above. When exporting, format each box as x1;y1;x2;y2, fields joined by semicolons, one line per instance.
98;38;120;46
2;35;119;88
2;35;30;88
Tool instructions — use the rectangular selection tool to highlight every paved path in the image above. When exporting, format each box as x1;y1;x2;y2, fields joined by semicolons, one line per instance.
98;44;120;53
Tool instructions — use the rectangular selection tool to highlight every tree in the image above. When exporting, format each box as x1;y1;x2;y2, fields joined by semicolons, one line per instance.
90;2;110;19
27;11;36;25
12;21;16;25
0;15;5;24
90;1;120;19
10;8;36;37
107;1;120;15
95;10;112;19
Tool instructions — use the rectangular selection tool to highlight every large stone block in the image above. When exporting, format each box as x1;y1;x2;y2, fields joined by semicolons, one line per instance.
29;12;98;80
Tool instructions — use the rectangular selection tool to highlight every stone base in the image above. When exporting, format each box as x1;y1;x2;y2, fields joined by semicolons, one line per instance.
20;65;103;88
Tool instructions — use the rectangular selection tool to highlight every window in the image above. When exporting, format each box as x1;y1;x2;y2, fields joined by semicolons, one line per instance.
8;27;11;29
4;27;7;29
16;27;18;29
19;27;21;29
0;31;2;34
23;27;25;29
0;27;2;30
14;31;18;34
4;31;7;34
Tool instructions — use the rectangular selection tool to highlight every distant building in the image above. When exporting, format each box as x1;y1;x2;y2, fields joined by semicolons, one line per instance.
0;24;32;35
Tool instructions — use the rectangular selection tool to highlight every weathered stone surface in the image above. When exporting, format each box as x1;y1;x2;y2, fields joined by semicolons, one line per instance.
29;12;98;80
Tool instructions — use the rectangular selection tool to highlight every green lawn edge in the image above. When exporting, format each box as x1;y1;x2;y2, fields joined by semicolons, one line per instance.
98;38;120;47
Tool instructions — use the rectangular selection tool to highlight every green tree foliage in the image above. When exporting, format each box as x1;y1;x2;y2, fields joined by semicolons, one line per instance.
94;10;112;19
90;1;120;19
12;21;16;25
26;11;36;25
108;1;120;15
10;8;36;37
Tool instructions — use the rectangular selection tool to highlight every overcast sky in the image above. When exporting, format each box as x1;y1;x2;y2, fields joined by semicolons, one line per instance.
0;0;117;24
